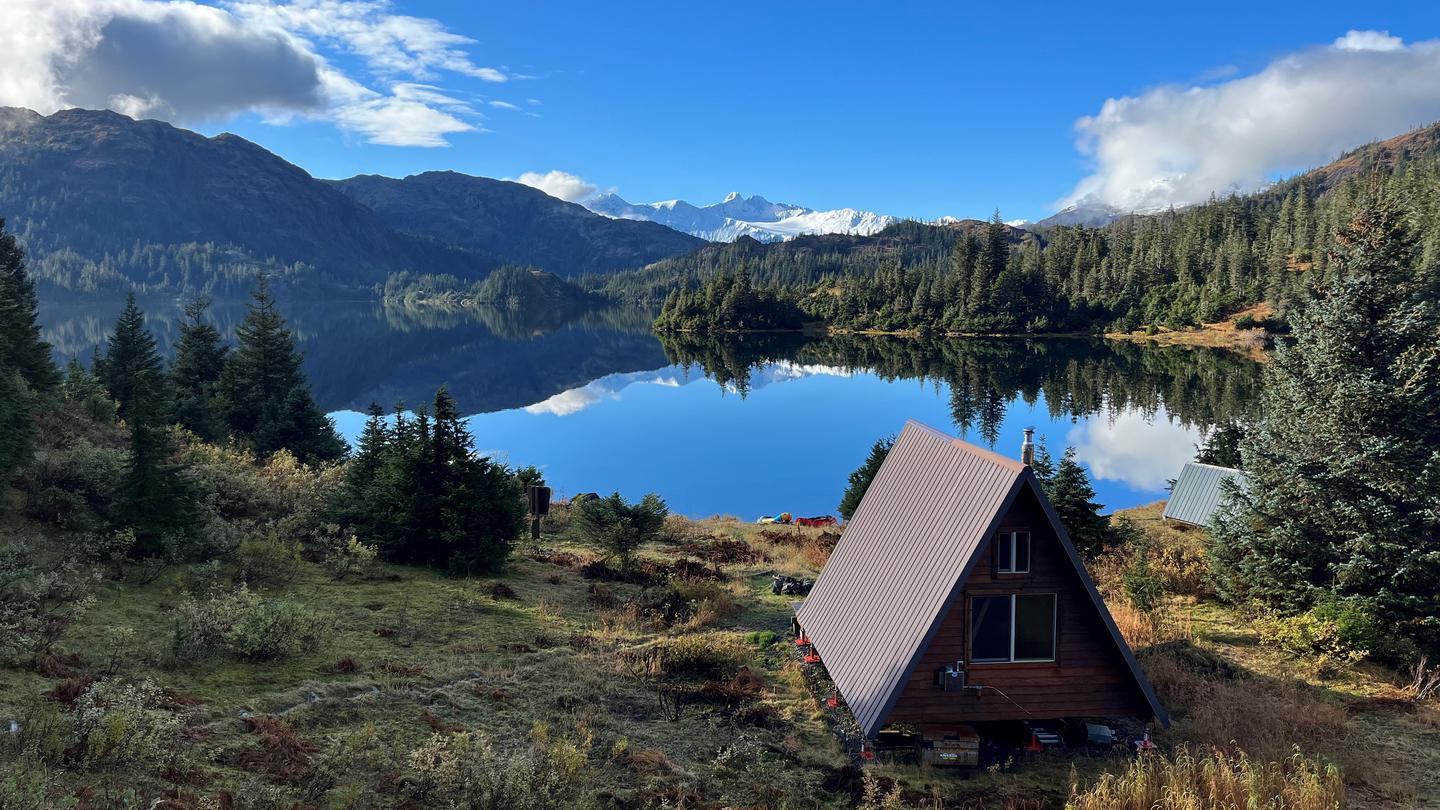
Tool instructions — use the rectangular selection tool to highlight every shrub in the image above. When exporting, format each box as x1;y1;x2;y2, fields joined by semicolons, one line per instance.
571;492;668;564
324;534;379;580
1255;598;1374;670
72;679;182;774
235;530;304;586
404;725;589;809
172;584;316;662
183;443;340;546
1122;540;1167;613
0;542;99;666
19;441;126;531
1067;746;1343;810
670;577;741;629
226;598;315;660
654;634;748;681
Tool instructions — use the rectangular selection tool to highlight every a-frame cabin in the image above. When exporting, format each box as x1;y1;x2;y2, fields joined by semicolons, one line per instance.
795;421;1167;743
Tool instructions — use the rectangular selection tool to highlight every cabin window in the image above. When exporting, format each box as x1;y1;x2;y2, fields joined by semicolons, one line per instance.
996;531;1031;573
969;596;1012;663
1014;594;1057;661
969;593;1057;663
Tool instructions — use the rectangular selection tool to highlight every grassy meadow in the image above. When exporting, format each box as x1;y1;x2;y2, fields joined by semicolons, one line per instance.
2;497;1437;808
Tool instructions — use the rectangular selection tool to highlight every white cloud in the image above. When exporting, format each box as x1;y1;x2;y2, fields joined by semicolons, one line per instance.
515;170;598;202
1060;31;1440;212
524;369;686;416
0;0;508;147
1333;29;1404;52
1067;408;1202;492
488;100;520;110
226;0;508;82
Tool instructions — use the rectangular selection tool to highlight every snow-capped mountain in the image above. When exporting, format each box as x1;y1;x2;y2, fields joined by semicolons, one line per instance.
1034;201;1128;228
585;191;898;243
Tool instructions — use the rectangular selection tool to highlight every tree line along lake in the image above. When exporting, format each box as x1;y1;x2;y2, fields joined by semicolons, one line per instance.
39;293;1262;519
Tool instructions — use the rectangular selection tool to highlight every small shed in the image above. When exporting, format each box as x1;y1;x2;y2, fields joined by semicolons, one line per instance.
1162;462;1246;527
794;421;1167;741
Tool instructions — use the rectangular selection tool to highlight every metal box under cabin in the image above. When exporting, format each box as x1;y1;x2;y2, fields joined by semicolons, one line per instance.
916;726;979;767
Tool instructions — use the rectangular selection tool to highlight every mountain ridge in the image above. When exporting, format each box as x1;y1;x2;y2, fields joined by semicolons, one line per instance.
328;172;706;277
0;107;705;293
0;106;485;293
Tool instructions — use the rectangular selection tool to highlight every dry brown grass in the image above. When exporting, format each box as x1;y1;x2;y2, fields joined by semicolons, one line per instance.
1104;303;1273;361
1067;746;1343;810
1110;599;1194;651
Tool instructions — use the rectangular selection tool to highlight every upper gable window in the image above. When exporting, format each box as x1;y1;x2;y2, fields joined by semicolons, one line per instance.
997;531;1031;574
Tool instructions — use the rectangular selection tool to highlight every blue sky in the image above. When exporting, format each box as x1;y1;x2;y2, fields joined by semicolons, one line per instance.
8;1;1440;222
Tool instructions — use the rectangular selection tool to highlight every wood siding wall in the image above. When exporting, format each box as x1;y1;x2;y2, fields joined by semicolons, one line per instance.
885;487;1151;727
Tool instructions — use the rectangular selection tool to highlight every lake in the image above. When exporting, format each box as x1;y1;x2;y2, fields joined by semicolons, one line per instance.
40;295;1262;519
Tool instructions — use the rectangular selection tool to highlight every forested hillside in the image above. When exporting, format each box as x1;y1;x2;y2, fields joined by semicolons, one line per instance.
0;108;489;294
331;172;707;277
631;123;1440;335
0;108;704;295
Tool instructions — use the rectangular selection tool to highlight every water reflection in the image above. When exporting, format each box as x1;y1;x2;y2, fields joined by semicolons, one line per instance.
39;294;667;414
657;332;1260;444
40;293;1262;517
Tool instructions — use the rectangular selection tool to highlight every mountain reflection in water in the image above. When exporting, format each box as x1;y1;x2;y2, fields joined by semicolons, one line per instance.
41;294;1261;518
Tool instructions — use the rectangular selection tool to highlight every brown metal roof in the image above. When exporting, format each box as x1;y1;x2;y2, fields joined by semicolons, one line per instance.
796;420;1168;736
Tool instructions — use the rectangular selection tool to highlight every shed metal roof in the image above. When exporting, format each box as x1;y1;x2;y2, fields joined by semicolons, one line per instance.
1162;462;1246;527
795;420;1168;737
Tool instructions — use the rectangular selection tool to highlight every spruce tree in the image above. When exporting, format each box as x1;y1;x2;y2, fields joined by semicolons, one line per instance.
219;277;345;463
170;297;228;442
0;359;34;484
0;219;59;482
96;294;168;426
1210;188;1440;640
335;391;524;571
1195;422;1244;468
115;378;198;559
1042;448;1115;558
427;388;524;572
838;435;894;521
0;218;60;393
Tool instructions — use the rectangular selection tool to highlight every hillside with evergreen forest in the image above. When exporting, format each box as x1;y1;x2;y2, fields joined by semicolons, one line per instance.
621;123;1440;336
330;172;706;277
0;108;705;295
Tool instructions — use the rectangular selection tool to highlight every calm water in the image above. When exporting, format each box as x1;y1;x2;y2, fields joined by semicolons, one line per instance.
41;294;1262;519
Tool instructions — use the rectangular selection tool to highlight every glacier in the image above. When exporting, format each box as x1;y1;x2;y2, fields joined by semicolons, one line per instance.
584;191;898;243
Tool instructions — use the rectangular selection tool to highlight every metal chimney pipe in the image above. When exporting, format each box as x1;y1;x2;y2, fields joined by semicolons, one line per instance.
1021;427;1035;466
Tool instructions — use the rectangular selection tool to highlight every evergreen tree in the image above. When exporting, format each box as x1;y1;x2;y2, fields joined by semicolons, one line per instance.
62;358;117;423
114;378;198;559
1210;188;1440;642
170;297;228;441
1195;422;1244;469
333;390;524;571
96;294;168;426
219;277;345;463
838;435;894;521
0;218;60;393
572;491;669;564
0;359;34;484
1028;440;1055;482
1041;448;1115;558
